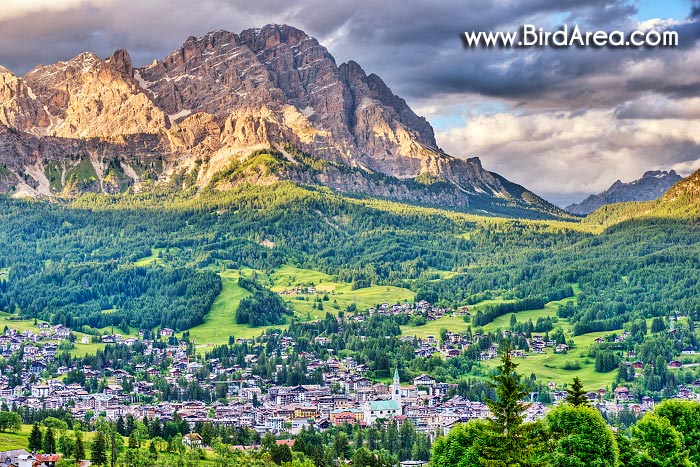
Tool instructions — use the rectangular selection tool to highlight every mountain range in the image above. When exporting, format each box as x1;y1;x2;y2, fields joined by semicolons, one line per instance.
566;170;683;215
0;24;564;218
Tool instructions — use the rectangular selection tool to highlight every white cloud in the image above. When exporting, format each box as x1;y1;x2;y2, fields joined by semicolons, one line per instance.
437;108;700;202
0;0;109;21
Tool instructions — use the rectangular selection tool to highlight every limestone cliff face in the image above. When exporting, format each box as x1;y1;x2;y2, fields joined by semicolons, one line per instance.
0;24;565;218
0;66;49;133
23;50;166;138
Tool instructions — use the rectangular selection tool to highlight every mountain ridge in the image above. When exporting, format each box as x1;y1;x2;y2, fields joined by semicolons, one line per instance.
566;170;683;215
0;24;567;219
584;169;700;226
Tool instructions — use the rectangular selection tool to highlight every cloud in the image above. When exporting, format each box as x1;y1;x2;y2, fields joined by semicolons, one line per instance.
1;0;695;105
616;94;700;119
436;108;700;205
0;0;109;21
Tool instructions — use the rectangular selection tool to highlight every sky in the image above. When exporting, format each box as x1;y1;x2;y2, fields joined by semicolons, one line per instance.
0;0;699;206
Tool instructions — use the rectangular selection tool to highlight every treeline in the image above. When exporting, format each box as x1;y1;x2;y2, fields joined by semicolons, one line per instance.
236;276;292;326
472;297;546;327
0;262;221;331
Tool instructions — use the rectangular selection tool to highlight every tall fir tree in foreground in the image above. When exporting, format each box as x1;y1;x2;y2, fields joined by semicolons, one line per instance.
92;430;108;466
481;340;537;467
565;376;589;406
74;432;85;463
28;422;43;452
43;426;56;454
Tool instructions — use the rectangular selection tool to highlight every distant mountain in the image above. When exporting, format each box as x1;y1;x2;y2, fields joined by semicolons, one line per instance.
0;25;566;218
584;169;700;226
566;170;683;215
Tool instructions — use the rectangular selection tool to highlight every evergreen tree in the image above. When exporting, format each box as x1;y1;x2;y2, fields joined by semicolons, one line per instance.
333;432;349;459
126;415;136;436
116;416;126;436
43;426;56;454
74;433;85;462
149;440;158;461
92;431;108;466
565;376;589;406
128;431;138;449
354;428;364;450
481;341;533;466
28;422;43;452
399;420;417;461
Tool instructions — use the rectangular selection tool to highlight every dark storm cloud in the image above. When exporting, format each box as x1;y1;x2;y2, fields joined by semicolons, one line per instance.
0;0;696;108
692;0;700;18
0;0;683;102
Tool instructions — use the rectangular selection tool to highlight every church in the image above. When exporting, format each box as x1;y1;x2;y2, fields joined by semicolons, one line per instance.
363;369;403;424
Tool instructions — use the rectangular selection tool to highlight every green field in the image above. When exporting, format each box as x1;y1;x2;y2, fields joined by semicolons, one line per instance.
400;284;621;388
401;315;470;339
270;264;415;320
185;270;281;351
0;424;30;451
183;265;414;352
480;288;580;333
399;296;514;338
479;329;619;389
0;313;42;332
134;248;168;267
0;424;99;453
0;425;221;465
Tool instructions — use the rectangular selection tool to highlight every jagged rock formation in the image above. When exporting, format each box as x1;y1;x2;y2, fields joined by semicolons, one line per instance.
567;170;683;216
0;24;566;218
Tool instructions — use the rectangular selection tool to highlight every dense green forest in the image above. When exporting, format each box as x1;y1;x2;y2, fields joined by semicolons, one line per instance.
0;165;698;339
236;276;292;326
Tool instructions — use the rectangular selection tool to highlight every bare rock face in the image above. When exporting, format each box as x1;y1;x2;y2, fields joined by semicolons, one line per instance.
0;24;565;218
138;29;284;119
0;66;49;133
23;50;166;138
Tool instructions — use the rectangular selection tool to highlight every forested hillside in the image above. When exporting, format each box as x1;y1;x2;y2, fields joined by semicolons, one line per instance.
0;168;698;340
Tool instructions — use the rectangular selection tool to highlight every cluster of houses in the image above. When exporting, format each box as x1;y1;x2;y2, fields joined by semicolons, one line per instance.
348;300;458;323
0;325;72;378
279;287;318;295
0;450;63;467
2;309;700;449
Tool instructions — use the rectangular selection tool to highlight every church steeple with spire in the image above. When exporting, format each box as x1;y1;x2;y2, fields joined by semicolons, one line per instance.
391;368;402;407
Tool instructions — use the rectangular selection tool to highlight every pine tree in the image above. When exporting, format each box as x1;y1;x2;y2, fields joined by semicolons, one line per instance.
74;433;85;462
92;431;108;466
43;426;56;454
128;432;138;449
566;376;589;406
149;440;158;461
116;416;125;436
28;422;43;452
482;340;533;466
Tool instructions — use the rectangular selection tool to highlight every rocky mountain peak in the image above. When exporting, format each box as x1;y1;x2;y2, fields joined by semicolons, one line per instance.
466;157;483;168
0;65;49;133
567;169;684;215
0;24;566;218
105;49;135;78
642;169;678;179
